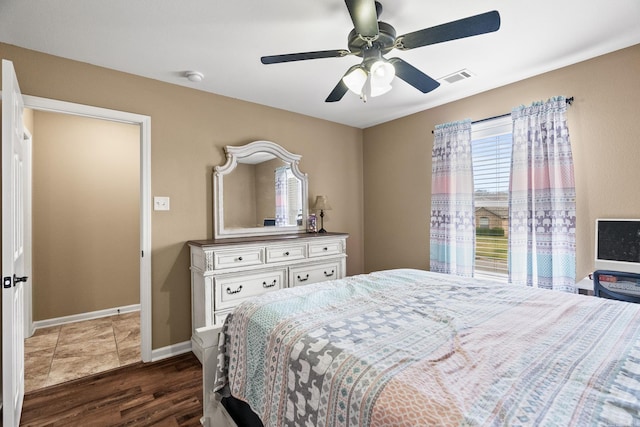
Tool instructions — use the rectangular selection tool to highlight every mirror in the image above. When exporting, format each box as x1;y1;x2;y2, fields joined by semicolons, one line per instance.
214;140;308;239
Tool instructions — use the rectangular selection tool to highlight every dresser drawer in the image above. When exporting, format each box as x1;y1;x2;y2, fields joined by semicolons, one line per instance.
266;244;307;263
308;240;344;258
290;262;340;287
213;247;264;270
215;269;285;310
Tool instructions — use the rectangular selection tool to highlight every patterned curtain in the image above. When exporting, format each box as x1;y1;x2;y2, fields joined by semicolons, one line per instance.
508;96;576;292
430;119;475;277
274;166;287;226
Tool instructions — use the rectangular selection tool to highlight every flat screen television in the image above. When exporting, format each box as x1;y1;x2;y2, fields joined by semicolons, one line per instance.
595;219;640;274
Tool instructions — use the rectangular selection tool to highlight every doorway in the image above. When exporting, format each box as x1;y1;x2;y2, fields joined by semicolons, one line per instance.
24;109;142;390
22;95;152;364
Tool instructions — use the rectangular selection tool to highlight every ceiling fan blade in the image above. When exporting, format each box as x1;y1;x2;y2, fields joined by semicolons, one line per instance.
261;50;349;64
397;10;500;50
388;58;440;93
345;0;379;38
325;79;349;103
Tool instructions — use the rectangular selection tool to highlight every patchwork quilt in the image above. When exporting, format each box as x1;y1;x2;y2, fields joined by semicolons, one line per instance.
215;269;640;426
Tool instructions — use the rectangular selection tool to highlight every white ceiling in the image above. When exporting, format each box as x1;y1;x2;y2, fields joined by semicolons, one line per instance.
1;0;639;129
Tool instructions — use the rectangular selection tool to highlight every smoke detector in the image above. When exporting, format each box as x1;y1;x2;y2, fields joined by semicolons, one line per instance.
185;71;204;83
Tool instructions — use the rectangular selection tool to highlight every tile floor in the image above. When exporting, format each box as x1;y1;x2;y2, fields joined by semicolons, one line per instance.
24;311;141;392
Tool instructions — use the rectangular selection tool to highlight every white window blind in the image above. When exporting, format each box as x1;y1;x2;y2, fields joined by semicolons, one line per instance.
472;116;512;281
286;176;301;226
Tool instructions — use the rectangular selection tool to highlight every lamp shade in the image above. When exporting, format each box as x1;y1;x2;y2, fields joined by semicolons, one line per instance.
370;60;395;85
312;195;332;211
369;82;392;97
369;60;395;97
343;66;367;95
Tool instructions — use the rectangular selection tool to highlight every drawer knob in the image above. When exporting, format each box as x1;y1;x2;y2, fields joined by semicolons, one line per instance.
323;247;328;251
324;270;335;277
284;251;290;256
297;274;310;282
263;280;277;288
237;256;243;261
226;285;243;295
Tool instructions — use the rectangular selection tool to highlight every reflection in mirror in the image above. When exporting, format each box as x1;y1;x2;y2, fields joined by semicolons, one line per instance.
214;141;308;239
223;158;303;228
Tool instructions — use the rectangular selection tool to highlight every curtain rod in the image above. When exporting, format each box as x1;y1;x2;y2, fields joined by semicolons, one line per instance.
431;96;574;134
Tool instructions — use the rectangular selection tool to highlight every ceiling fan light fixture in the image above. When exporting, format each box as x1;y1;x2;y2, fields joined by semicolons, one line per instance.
342;66;368;95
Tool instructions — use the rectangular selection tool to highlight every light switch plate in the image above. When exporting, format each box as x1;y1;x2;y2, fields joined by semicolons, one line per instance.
154;196;170;211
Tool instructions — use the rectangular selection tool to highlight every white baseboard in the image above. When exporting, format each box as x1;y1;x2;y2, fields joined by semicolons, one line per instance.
32;304;141;330
150;340;192;362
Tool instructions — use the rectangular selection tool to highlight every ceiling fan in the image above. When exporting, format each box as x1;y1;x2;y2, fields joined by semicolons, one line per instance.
260;0;500;102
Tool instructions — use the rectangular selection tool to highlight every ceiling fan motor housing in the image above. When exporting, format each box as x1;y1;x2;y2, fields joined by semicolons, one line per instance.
348;22;396;57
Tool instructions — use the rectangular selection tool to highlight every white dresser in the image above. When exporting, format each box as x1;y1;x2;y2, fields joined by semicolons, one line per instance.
188;232;348;362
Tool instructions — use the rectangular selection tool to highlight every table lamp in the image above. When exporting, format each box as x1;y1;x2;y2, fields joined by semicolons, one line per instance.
312;195;332;233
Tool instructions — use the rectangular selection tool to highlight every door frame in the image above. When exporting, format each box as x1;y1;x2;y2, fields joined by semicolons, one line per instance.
22;94;152;362
23;128;33;339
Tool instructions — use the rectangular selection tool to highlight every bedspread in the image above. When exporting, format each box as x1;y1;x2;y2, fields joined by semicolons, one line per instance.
215;269;640;426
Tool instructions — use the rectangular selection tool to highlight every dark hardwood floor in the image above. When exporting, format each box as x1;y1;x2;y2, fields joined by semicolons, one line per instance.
20;352;203;427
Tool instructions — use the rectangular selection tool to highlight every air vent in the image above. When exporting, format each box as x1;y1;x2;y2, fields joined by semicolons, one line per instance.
440;69;475;84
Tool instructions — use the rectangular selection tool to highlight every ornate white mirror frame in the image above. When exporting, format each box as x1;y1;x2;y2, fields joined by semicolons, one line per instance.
214;140;309;239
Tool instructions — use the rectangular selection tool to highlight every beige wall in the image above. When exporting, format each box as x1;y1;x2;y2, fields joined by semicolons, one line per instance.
363;44;640;281
31;110;140;320
0;42;365;349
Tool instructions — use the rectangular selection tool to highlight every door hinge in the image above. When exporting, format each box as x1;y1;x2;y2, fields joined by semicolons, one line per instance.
3;276;11;288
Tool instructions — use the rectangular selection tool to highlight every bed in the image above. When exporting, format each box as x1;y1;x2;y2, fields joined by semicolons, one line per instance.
199;268;640;426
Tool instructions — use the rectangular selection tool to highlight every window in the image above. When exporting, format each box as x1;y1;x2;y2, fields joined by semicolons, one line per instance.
472;116;512;281
275;166;302;226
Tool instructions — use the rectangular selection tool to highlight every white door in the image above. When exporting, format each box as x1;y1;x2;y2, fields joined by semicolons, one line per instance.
2;58;28;427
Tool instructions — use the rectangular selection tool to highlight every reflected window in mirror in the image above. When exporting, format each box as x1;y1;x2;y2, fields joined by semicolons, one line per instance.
275;166;303;227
